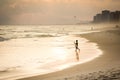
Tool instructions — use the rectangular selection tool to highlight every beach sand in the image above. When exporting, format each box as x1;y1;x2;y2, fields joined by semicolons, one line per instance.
18;27;120;80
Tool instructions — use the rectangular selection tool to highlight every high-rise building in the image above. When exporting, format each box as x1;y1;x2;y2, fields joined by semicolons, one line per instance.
114;11;120;22
101;10;110;22
93;10;120;23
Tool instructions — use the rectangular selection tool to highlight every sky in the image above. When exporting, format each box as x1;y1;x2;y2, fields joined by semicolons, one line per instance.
0;0;120;25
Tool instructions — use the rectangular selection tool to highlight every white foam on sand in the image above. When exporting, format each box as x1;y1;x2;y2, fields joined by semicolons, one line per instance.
0;36;102;80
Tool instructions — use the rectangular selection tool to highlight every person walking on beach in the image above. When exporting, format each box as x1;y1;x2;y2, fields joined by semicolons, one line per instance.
75;40;79;50
74;40;80;61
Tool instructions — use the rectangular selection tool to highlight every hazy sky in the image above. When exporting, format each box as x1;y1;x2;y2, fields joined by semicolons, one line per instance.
0;0;120;24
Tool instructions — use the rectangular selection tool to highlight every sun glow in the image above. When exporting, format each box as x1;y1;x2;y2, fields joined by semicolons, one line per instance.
52;47;68;60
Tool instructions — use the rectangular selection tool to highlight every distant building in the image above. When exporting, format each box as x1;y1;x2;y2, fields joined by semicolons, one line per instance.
101;10;110;22
94;14;102;22
110;12;116;22
93;10;120;23
114;11;120;22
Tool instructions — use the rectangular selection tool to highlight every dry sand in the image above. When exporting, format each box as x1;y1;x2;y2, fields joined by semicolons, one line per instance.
18;27;120;80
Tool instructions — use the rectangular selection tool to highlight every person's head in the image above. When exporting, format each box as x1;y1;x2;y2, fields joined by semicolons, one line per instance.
76;40;78;43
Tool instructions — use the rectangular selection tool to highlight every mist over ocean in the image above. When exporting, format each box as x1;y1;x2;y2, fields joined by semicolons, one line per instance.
0;24;114;79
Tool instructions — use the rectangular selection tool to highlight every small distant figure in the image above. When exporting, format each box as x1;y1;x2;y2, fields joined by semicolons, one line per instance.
91;27;93;30
75;40;78;49
74;40;80;61
115;25;119;28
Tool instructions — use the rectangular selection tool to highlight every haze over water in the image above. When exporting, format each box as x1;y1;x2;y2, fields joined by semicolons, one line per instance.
0;24;109;79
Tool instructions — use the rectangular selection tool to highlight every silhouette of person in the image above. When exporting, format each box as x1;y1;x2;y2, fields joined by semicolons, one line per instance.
74;40;80;61
74;40;79;50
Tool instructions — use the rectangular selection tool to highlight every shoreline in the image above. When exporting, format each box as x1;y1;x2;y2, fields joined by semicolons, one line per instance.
18;28;120;80
0;33;102;80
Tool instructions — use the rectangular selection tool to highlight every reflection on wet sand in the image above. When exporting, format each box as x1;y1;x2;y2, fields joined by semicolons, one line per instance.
75;49;80;61
0;36;102;80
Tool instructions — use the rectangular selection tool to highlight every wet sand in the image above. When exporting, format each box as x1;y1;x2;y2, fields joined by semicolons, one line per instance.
18;28;120;80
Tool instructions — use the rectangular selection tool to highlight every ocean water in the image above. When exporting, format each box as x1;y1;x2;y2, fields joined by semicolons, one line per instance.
0;24;111;80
